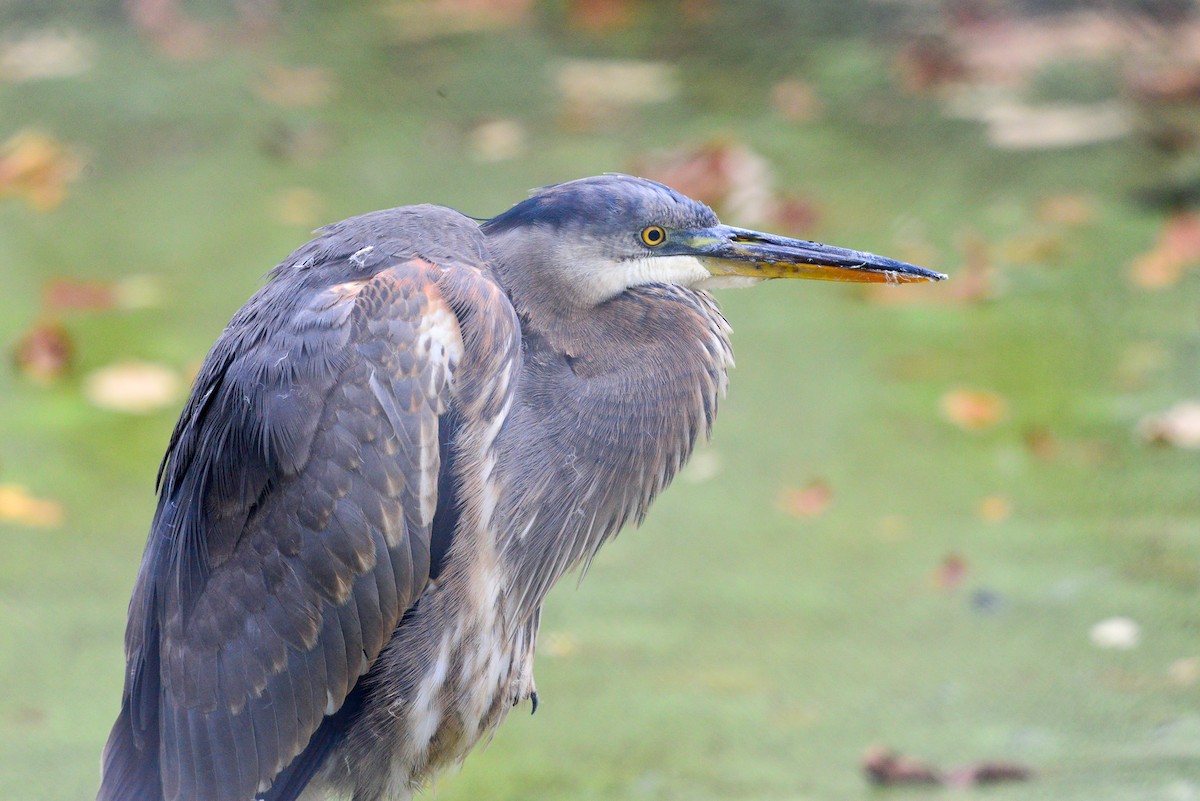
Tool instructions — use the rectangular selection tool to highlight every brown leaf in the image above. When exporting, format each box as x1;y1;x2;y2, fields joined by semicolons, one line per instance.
778;480;832;519
933;552;969;591
12;321;73;384
632;140;775;226
944;761;1033;788
43;278;117;313
0;485;65;528
252;65;336;109
770;79;823;123
0;130;81;211
940;388;1008;431
894;34;968;93
861;746;941;786
567;0;638;32
385;0;533;41
83;361;182;414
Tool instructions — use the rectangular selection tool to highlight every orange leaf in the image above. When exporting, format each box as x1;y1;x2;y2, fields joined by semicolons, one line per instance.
0;485;65;528
977;495;1012;523
0;130;81;211
12;321;73;384
940;388;1008;431
778;480;832;519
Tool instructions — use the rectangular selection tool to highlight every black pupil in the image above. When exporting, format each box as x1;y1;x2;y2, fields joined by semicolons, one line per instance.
646;228;661;243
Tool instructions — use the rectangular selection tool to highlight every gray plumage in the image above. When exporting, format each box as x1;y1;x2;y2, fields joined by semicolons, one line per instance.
97;175;943;801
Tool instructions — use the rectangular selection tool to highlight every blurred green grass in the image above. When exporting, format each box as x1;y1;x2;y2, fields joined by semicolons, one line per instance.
1;3;1199;800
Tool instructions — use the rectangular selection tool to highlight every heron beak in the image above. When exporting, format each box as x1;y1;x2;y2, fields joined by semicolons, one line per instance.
683;225;947;284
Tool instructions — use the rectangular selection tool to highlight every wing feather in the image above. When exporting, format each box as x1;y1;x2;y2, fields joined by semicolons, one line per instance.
98;250;470;801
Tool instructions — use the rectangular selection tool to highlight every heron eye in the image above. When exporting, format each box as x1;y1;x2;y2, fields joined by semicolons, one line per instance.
640;226;667;247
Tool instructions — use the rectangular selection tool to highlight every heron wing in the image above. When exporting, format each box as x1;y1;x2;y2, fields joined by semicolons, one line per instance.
99;252;473;801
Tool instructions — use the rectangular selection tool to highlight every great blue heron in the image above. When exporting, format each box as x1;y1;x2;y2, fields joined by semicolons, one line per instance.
97;174;944;801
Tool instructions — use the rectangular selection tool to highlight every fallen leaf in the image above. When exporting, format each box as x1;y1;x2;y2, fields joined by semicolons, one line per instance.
0;485;65;527
557;59;679;131
894;34;968;93
778;480;832;519
272;187;326;229
0;29;92;82
770;79;823;123
861;746;941;786
385;0;533;42
83;361;182;414
567;0;638;32
1001;231;1064;266
124;0;211;60
12;321;73;384
1023;426;1059;461
1138;401;1200;449
933;552;969;591
1090;616;1141;650
940;388;1008;431
0;130;81;211
252;65;336;109
1036;193;1095;227
43;278;117;313
632;140;776;226
466;118;526;163
944;761;1033;788
863;745;1033;788
1129;211;1200;289
1168;657;1200;687
985;102;1131;151
978;495;1012;523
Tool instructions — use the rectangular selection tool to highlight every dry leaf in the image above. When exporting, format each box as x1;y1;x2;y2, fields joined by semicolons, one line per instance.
466;118;526;163
0;485;65;527
124;0;210;60
863;745;1032;788
272;187;325;229
633;140;776;226
933;552;969;591
770;79;823;123
43;278;117;313
1168;657;1200;687
83;361;182;414
568;0;638;32
557;59;678;131
1129;211;1200;289
862;747;941;786
0;130;81;211
1138;401;1200;449
1090;616;1140;650
944;761;1033;788
778;480;832;519
12;321;73;384
253;65;336;109
385;0;533;41
978;495;1012;523
0;29;92;82
1037;193;1095;227
940;388;1007;431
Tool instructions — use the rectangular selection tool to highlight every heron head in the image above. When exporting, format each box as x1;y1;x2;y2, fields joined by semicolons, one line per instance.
482;174;944;309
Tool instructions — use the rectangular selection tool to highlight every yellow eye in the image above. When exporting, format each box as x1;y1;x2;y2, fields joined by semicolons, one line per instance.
640;225;667;247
